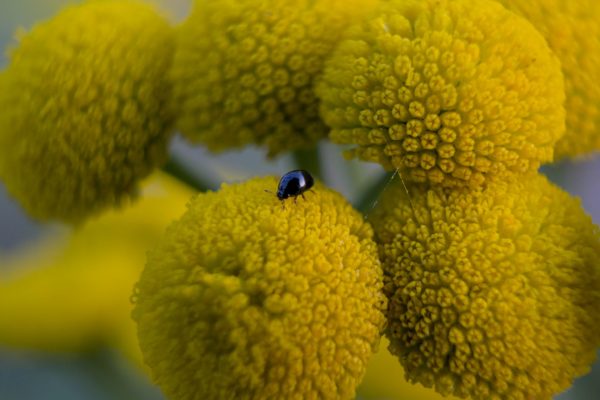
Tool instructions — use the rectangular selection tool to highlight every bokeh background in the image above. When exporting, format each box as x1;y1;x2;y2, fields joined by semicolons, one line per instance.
0;1;599;399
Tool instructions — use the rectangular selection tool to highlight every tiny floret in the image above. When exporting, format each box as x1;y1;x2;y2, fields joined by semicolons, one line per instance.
172;0;377;156
132;177;387;400
317;0;565;188
0;1;175;223
370;174;600;400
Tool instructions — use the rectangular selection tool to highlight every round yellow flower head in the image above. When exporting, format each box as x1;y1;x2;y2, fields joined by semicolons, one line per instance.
172;0;377;156
133;177;387;400
370;174;600;400
498;0;600;158
317;0;565;188
0;0;175;223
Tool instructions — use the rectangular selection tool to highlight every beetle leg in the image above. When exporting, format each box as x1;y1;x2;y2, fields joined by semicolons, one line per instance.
301;193;306;201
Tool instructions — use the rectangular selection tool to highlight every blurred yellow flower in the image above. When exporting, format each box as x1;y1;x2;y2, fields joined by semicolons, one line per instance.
499;0;600;159
133;177;387;400
172;0;377;156
0;0;175;223
370;174;600;399
317;0;564;188
0;172;193;367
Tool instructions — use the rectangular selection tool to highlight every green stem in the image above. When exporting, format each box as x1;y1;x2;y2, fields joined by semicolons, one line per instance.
162;157;214;192
292;146;323;181
355;171;395;215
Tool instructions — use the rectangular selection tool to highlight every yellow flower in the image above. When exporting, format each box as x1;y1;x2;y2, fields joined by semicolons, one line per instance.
317;0;564;188
498;0;600;159
133;177;387;400
0;0;175;223
0;172;193;367
370;174;600;400
172;0;377;156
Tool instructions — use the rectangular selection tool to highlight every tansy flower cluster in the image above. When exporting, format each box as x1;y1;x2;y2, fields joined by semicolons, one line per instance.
371;175;600;399
132;178;387;399
0;0;175;223
172;0;378;156
317;0;564;188
1;0;600;400
332;1;600;399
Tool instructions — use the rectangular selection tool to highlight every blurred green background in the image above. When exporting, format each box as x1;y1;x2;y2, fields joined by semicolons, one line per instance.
0;1;599;399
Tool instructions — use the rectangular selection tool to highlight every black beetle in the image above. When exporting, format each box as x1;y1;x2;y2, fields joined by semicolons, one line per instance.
267;170;314;204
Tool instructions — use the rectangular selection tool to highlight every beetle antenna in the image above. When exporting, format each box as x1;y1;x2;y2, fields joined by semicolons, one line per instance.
363;130;415;220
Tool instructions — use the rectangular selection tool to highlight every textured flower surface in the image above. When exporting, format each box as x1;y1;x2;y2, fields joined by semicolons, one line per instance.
370;174;600;399
172;0;377;156
0;172;193;367
317;0;564;188
0;0;175;223
499;0;600;158
133;177;387;400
